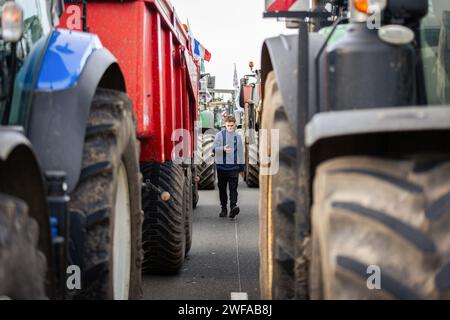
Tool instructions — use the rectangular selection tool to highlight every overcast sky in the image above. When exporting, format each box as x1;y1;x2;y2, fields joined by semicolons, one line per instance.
171;0;295;89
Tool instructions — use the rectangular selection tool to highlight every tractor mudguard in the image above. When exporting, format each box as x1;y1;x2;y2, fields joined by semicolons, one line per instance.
0;127;52;267
261;33;325;135
27;29;125;193
0;127;30;160
305;106;450;147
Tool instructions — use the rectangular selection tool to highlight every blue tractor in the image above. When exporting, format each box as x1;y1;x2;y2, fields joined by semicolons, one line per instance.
0;0;142;299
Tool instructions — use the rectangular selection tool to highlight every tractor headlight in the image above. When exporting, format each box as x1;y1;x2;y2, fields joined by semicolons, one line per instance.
1;1;24;43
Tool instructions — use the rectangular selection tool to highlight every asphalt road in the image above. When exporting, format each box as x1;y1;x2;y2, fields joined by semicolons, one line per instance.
143;181;260;300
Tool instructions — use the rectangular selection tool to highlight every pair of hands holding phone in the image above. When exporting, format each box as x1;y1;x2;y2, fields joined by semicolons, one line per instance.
224;145;244;178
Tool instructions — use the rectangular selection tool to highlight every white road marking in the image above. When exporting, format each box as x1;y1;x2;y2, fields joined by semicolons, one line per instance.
232;215;249;301
231;292;249;300
234;216;242;292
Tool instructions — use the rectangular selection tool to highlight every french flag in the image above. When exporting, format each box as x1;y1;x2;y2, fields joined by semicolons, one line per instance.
184;20;212;62
193;39;212;62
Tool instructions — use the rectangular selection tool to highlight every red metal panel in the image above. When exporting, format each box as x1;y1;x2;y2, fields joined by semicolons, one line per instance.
183;96;190;160
60;3;83;31
143;11;165;162
187;97;194;159
60;0;199;163
181;63;188;160
163;30;175;161
174;47;184;147
182;66;189;143
184;50;199;101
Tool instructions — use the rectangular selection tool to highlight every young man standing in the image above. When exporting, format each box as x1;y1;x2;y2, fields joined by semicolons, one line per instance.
214;116;245;218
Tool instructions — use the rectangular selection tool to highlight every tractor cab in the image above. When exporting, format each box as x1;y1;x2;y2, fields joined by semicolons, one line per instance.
239;61;260;107
239;61;261;133
0;1;65;124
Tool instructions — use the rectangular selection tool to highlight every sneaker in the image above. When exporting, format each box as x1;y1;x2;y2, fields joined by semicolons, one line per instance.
229;206;240;219
219;208;228;218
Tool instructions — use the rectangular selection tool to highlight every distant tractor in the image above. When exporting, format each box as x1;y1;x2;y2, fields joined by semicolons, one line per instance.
239;63;261;188
0;0;142;299
259;0;450;299
61;0;199;274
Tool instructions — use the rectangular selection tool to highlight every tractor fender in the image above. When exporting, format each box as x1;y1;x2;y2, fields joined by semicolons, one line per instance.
261;33;325;135
0;127;31;161
306;106;450;147
27;29;126;193
0;127;52;272
306;106;450;183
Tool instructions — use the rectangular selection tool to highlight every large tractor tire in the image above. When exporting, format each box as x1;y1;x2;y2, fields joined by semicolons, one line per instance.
68;88;143;300
246;134;260;188
184;166;194;255
141;161;186;274
192;165;199;209
197;133;216;190
0;193;47;299
310;156;450;299
259;72;307;299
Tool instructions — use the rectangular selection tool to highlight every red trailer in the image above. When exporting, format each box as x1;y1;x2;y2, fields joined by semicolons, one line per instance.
60;0;199;273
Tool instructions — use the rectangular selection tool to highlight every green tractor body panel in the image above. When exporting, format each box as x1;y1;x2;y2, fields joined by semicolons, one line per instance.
318;24;349;47
200;110;215;130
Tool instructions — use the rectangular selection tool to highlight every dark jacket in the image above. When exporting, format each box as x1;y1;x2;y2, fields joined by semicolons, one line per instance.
214;130;245;172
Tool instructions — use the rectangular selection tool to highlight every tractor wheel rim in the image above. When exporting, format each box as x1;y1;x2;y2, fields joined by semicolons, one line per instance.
113;161;132;300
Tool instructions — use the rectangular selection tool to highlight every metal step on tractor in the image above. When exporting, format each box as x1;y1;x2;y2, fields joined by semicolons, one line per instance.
259;0;450;299
239;62;261;188
60;0;200;275
0;0;142;299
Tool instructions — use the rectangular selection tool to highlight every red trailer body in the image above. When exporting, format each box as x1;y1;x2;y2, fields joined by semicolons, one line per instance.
60;0;199;163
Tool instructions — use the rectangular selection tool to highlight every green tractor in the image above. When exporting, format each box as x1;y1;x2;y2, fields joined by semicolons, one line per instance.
0;0;141;299
260;0;450;299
